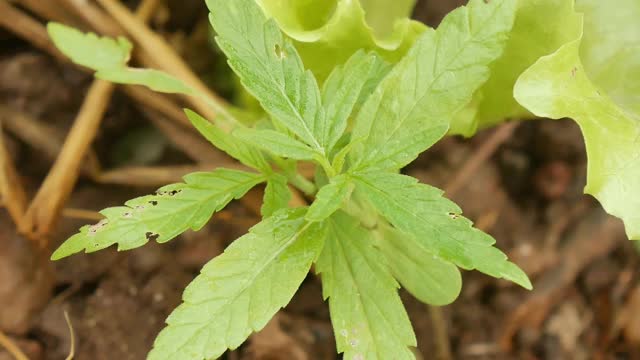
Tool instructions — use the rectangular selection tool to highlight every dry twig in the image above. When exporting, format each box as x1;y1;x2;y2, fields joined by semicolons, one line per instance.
0;330;29;360
0;122;28;228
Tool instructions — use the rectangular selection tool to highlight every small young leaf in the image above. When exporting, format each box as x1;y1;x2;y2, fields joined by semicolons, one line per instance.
377;224;462;306
233;128;318;161
306;175;353;222
316;211;416;360
321;51;387;151
51;169;265;260
184;110;271;173
148;209;325;360
514;37;640;240
353;172;531;289
47;22;132;70
96;68;194;94
207;0;327;152
262;173;292;217
350;0;517;171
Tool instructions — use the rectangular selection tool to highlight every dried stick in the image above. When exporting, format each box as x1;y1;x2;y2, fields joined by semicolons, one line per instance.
0;104;101;178
445;122;519;196
0;0;68;62
14;0;77;24
0;122;27;227
19;0;161;241
0;330;28;360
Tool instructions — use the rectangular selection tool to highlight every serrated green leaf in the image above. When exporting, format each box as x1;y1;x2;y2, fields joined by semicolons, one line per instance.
377;224;461;306
207;0;328;152
184;110;271;173
350;0;517;172
47;22;132;70
233;128;318;161
353;172;531;289
148;208;325;360
514;36;640;240
449;0;582;136
51;169;265;260
316;211;416;360
262;174;292;217
256;0;425;82
321;51;386;151
306;174;353;222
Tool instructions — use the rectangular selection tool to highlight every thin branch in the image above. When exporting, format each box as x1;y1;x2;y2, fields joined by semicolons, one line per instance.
0;330;29;360
0;121;28;229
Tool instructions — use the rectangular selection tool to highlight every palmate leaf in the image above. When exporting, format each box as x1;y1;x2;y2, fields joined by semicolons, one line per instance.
353;172;531;289
51;169;265;260
148;208;325;360
350;0;517;172
207;0;331;153
449;0;582;136
256;0;425;82
316;211;416;360
514;32;640;240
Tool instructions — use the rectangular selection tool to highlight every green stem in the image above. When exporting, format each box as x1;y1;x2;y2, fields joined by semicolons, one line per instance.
289;173;317;196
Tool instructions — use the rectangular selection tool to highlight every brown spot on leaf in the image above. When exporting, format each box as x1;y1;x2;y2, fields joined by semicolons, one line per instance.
145;232;159;242
571;67;577;77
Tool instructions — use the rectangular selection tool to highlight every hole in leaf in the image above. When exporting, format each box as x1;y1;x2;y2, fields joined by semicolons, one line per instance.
274;44;287;59
447;212;460;219
148;200;158;206
145;232;159;242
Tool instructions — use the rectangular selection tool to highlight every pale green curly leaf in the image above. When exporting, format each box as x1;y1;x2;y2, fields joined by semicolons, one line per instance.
353;172;531;289
256;0;425;82
316;211;416;360
51;169;265;260
149;208;325;360
514;36;640;240
449;0;582;136
350;0;517;172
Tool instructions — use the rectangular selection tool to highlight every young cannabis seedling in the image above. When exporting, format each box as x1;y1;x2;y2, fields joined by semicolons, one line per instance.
46;0;618;358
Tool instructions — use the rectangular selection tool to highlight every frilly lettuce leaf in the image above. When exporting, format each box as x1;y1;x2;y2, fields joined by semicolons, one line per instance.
256;0;426;82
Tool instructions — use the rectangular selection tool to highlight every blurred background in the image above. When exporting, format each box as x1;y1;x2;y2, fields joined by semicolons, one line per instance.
0;0;637;359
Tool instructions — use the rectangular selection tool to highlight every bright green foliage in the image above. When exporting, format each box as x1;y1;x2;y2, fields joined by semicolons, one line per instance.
353;172;531;289
350;0;518;172
45;0;620;358
261;174;291;217
47;22;132;70
449;0;582;136
316;212;416;359
51;169;265;260
256;0;425;82
233;128;318;161
148;209;325;360
321;50;387;151
577;0;640;116
207;0;327;153
377;224;462;306
48;22;196;96
184;110;271;173
306;175;353;222
515;36;640;240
